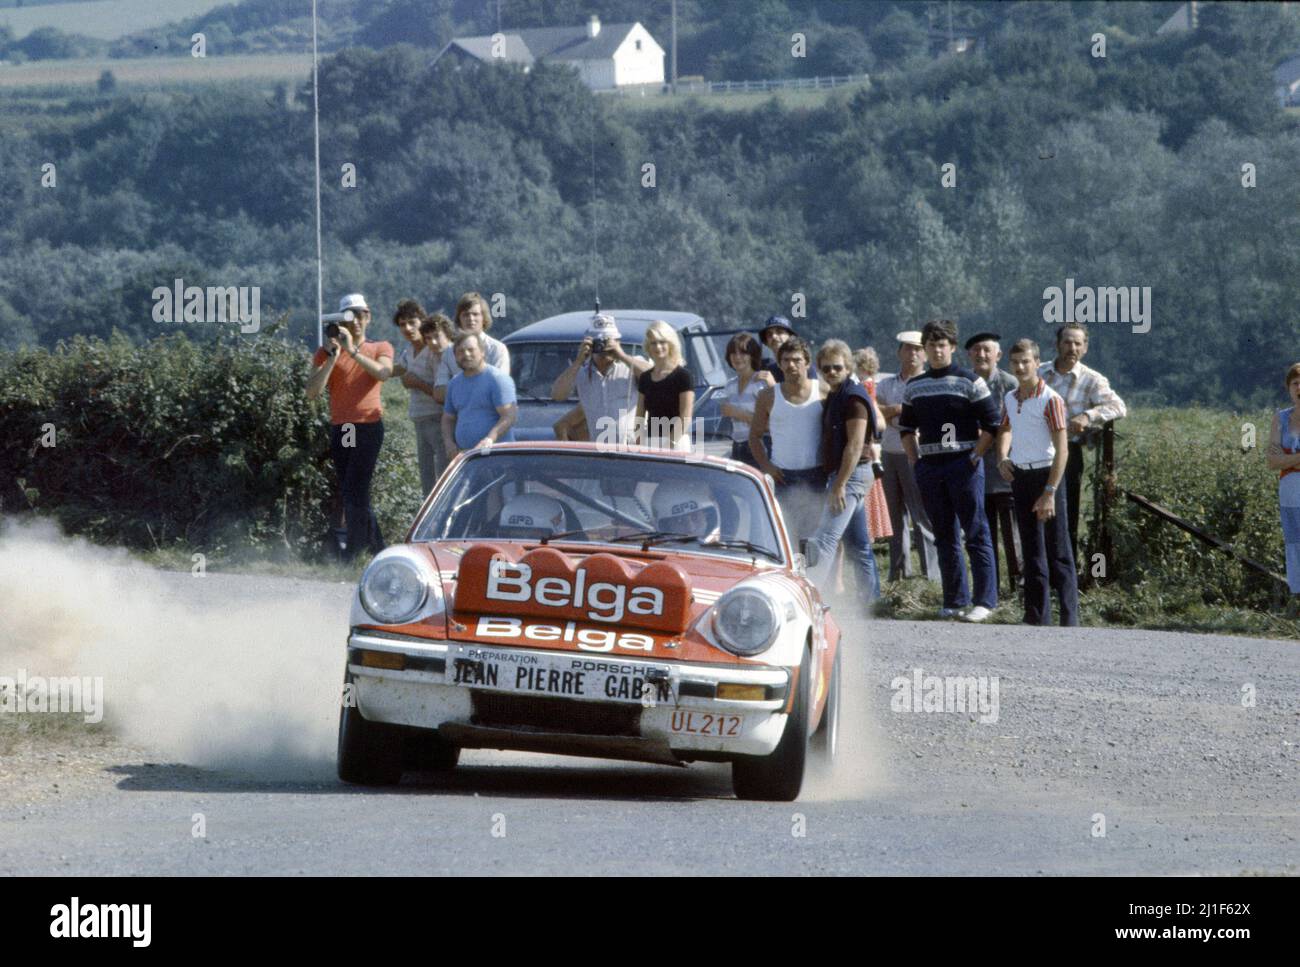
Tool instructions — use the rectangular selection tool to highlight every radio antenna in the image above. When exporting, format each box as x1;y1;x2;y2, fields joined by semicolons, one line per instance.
589;92;600;306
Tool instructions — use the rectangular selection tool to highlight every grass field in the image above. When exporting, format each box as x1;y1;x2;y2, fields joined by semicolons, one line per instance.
0;52;312;90
0;0;226;40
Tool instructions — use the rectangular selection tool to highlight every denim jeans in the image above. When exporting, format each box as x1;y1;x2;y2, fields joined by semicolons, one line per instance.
809;464;881;603
330;420;385;562
913;454;997;611
775;466;828;548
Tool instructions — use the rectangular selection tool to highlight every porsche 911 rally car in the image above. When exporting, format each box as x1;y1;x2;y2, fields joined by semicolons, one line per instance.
338;442;841;801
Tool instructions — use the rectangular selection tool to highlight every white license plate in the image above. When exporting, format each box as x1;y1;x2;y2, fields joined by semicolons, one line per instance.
445;645;673;705
669;710;743;737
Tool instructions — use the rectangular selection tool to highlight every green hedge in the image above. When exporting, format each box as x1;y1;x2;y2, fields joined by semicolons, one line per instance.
1101;408;1288;611
0;332;421;561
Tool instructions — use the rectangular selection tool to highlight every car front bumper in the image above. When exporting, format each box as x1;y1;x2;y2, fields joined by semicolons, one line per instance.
346;630;792;762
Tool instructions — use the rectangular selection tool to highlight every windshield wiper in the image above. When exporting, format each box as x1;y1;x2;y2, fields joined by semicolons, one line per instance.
700;537;782;562
538;527;593;545
606;529;699;551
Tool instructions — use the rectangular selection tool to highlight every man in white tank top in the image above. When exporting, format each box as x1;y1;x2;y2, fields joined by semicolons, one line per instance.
748;338;827;546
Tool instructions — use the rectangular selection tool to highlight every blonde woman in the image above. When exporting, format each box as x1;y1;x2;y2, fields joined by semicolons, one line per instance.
635;321;694;452
852;346;893;543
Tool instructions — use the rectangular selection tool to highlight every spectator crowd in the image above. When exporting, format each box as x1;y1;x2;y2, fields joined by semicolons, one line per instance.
310;291;1231;625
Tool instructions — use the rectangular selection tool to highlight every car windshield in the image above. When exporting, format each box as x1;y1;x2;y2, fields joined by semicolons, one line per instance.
414;450;784;563
509;341;644;401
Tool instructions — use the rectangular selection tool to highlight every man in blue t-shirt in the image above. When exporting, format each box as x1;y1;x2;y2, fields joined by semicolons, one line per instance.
898;319;1002;622
442;332;518;460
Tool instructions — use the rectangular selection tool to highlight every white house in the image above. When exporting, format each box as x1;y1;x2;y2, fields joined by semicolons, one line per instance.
434;15;665;91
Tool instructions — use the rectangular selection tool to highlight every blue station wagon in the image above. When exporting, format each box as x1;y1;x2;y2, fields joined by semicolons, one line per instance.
502;309;731;444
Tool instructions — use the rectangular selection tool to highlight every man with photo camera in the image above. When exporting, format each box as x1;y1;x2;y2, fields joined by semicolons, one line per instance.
551;313;651;445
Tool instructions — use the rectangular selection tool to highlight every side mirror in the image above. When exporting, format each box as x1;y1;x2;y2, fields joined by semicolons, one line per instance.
799;539;819;570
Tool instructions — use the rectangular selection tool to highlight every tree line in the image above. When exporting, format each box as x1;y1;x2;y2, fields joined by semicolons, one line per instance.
1;1;1297;407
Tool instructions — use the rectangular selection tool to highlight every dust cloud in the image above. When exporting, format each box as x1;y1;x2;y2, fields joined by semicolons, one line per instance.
0;518;344;780
804;619;892;801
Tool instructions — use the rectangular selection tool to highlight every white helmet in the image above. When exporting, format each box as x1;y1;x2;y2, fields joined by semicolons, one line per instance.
652;482;720;539
498;494;567;541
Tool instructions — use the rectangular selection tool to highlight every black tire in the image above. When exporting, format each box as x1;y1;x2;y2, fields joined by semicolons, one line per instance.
337;681;403;786
403;727;461;772
732;646;811;801
810;644;840;763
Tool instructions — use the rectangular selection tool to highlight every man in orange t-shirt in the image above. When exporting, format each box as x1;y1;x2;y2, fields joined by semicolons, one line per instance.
306;293;394;561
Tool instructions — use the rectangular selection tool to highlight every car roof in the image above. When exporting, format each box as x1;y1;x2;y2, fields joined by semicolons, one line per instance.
455;439;753;468
503;310;706;344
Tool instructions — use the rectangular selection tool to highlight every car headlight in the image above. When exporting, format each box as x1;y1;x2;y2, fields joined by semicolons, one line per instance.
712;587;782;656
359;556;429;625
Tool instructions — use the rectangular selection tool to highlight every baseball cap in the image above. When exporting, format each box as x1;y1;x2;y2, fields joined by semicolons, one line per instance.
896;330;923;347
963;331;1001;350
338;293;369;313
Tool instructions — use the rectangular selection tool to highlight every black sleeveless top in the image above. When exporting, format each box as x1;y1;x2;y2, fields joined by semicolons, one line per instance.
821;376;877;474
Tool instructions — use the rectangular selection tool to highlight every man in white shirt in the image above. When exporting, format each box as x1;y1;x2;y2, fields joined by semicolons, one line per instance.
749;338;826;546
1038;323;1127;561
551;314;651;445
999;338;1078;626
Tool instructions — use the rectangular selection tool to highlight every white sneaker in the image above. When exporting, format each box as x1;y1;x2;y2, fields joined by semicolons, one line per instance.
938;607;965;619
961;605;993;623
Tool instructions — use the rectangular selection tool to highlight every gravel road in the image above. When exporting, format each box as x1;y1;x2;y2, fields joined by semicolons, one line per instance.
0;567;1296;876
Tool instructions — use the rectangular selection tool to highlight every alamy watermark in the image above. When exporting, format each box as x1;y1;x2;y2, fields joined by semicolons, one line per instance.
152;277;260;333
590;413;710;464
890;667;999;724
1042;277;1150;334
0;669;103;724
50;898;150;947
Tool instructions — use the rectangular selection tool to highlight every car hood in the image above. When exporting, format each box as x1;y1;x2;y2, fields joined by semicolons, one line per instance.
377;541;798;666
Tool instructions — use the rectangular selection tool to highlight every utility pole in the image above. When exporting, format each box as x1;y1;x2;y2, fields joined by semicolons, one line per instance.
312;0;323;347
671;0;678;94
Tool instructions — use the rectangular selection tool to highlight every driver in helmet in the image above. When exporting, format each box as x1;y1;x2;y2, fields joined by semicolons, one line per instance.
652;482;721;542
497;493;569;541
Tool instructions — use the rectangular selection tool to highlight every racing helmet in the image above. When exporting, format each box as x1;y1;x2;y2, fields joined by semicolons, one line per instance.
498;493;568;541
652;483;720;540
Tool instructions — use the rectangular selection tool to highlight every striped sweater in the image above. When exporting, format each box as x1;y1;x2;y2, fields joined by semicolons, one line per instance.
898;364;1001;460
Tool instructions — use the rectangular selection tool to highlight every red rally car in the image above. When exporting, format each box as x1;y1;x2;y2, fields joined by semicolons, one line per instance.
338;442;842;801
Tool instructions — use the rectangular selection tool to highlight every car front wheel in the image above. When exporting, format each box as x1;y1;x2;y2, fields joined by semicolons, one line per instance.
337;677;403;786
731;646;810;801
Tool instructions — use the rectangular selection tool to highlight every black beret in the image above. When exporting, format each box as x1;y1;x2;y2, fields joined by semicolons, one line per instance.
964;331;1001;350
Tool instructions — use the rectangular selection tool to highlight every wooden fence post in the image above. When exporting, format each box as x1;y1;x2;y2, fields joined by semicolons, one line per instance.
1099;421;1116;582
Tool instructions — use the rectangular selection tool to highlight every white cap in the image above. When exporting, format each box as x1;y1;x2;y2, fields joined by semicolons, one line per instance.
896;330;923;347
587;313;620;341
338;293;369;313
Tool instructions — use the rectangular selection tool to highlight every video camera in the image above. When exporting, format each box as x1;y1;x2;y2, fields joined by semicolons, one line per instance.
321;310;355;342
